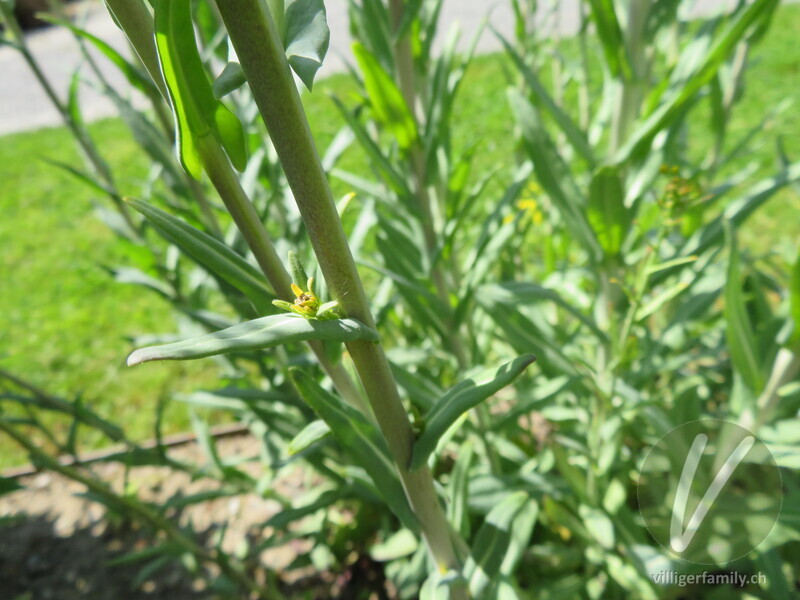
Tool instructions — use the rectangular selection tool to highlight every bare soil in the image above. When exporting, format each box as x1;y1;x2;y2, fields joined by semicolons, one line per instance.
0;434;393;599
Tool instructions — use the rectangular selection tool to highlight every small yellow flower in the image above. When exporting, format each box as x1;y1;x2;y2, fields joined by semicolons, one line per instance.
505;195;545;227
273;277;341;320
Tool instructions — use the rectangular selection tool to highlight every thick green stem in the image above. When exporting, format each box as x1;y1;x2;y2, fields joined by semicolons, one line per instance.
213;0;463;579
197;136;291;293
196;137;370;416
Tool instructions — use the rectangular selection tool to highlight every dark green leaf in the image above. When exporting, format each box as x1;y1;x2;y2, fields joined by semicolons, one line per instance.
0;476;23;497
212;61;247;99
586;0;630;79
352;41;417;151
464;492;537;597
127;198;272;312
508;89;601;260
724;223;764;394
154;0;247;177
410;355;536;470
284;0;330;90
790;249;800;350
42;16;158;97
289;369;418;531
588;166;628;256
288;419;331;455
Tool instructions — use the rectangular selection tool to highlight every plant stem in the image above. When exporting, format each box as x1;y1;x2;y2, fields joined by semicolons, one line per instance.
196;136;370;416
213;0;464;581
197;136;292;296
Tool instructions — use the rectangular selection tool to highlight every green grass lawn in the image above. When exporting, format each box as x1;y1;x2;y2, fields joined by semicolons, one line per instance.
1;4;799;468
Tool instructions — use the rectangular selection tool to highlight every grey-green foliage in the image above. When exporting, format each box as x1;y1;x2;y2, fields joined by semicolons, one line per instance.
2;0;800;598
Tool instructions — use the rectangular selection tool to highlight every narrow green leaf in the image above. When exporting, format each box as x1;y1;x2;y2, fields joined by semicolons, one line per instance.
66;70;84;132
42;16;158;97
586;0;631;79
645;255;698;275
464;491;536;598
352;41;417;151
447;440;474;538
410;355;536;470
289;250;310;288
724;223;764;393
498;32;595;166
267;488;344;528
369;529;418;562
127;198;272;312
790;249;800;350
127;315;378;366
390;362;442;411
588;166;628;256
154;0;247;177
106;90;181;181
284;0;330;90
508;89;601;260
635;282;689;321
330;96;413;196
43;158;115;199
615;0;780;162
476;293;577;377
288;419;331;455
479;282;606;342
212;62;247;99
578;505;615;549
289;369;418;531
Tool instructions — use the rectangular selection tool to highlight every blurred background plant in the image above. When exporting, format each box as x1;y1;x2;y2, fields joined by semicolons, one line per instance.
1;0;799;598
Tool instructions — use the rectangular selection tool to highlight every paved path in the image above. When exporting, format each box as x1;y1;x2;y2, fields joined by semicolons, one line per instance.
0;0;754;135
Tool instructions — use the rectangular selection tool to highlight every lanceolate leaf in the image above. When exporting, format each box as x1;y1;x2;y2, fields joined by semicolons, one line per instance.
464;492;538;598
614;0;779;163
212;62;247;99
724;224;763;394
497;32;594;166
588;166;628;256
410;355;536;470
127;198;272;312
479;282;607;342
288;419;331;455
586;0;630;79
284;0;330;90
42;16;158;97
352;41;417;151
154;0;247;178
289;369;418;531
508;89;602;261
127;315;378;366
791;250;800;350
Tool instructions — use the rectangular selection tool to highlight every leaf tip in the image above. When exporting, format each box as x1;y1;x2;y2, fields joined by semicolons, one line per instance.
126;350;145;367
